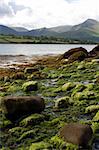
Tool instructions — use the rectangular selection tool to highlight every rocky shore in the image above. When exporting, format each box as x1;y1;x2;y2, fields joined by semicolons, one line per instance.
0;45;99;150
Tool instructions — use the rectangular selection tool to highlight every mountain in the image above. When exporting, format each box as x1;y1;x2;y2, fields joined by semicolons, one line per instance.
49;25;72;33
11;27;29;32
60;19;99;42
26;27;58;37
0;19;99;42
0;25;18;35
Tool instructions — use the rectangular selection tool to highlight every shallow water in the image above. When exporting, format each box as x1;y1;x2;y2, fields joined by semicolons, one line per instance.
0;44;96;56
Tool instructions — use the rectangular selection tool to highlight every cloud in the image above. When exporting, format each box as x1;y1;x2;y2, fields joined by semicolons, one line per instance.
0;0;99;29
8;1;31;14
0;0;13;17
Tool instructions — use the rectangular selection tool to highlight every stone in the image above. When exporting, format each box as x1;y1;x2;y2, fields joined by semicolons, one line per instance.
85;105;99;113
59;123;93;146
62;47;88;59
89;45;99;58
62;82;75;91
93;111;99;122
19;113;45;127
22;81;38;92
55;96;73;108
68;51;88;63
0;96;45;120
11;72;26;80
24;67;39;74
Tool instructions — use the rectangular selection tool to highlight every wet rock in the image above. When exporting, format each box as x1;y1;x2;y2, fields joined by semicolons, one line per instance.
19;113;46;127
92;138;99;150
29;142;50;150
22;81;38;92
55;96;73;108
85;105;99;114
59;123;93;146
24;67;39;74
89;45;99;58
68;51;88;63
93;111;99;122
92;122;99;134
11;72;26;80
72;83;86;94
62;82;75;91
0;87;6;92
62;47;88;59
95;76;99;83
0;96;45;120
77;64;86;70
72;90;95;101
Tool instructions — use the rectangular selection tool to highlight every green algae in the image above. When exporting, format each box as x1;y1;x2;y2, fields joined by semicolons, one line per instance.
0;57;99;149
19;114;46;127
85;105;99;113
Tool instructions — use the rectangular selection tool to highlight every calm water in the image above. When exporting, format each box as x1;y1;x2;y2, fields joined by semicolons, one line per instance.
0;44;96;56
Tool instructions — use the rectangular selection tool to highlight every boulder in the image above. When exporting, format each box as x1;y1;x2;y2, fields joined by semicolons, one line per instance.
0;96;45;120
68;51;88;63
22;81;38;92
89;45;99;58
62;47;88;59
59;123;93;146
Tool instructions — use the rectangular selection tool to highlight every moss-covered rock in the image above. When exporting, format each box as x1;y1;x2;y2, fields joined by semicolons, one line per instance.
29;141;50;150
93;111;99;122
91;122;99;134
22;81;38;92
1;119;12;129
24;67;39;74
62;82;75;91
77;64;85;70
85;105;99;114
50;135;66;149
55;96;73;108
17;129;36;142
19;114;45;127
11;72;26;80
68;51;88;63
72;90;95;101
72;83;86;95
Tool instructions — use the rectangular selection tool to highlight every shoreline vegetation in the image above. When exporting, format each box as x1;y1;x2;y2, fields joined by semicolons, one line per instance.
0;45;99;150
0;34;97;44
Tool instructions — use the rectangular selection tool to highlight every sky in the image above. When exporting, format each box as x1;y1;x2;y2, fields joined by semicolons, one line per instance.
0;0;99;29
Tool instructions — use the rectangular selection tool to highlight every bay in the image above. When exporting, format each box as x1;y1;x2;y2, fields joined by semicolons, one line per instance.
0;44;96;56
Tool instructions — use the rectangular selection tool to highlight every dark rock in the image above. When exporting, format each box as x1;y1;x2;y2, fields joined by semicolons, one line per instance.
11;72;26;80
68;51;88;63
62;47;88;59
0;87;6;92
59;123;93;146
22;81;38;92
24;67;39;74
89;45;99;58
0;96;45;121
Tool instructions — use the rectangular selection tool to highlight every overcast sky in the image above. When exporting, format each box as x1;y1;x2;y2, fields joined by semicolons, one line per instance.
0;0;99;29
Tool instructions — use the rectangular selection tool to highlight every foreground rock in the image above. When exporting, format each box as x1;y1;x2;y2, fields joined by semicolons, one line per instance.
0;96;45;120
59;123;93;147
89;45;99;58
62;47;88;59
22;81;38;92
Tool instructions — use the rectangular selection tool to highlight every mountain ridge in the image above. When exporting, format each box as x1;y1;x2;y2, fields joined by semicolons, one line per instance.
0;19;99;42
